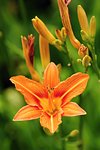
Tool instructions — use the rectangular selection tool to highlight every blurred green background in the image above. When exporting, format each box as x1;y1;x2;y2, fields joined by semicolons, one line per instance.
0;0;100;149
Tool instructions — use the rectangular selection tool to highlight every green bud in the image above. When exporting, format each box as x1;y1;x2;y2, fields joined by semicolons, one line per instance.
77;59;82;64
52;39;63;51
82;55;91;68
80;30;90;42
69;130;79;137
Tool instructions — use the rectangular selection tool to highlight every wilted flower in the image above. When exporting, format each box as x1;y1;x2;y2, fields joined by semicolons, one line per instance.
21;35;40;81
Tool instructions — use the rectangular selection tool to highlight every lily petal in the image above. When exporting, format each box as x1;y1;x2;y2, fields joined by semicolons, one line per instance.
43;62;60;89
10;75;47;106
40;112;62;133
54;73;89;105
62;102;86;116
13;105;41;121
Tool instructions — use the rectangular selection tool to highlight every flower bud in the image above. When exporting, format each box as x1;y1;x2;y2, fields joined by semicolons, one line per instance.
21;35;40;81
78;44;88;58
55;27;67;42
39;35;50;70
32;16;56;44
77;59;82;64
55;29;62;41
52;39;63;51
80;30;90;43
69;129;79;137
58;0;81;49
89;16;96;38
82;55;91;68
61;27;67;42
77;5;89;34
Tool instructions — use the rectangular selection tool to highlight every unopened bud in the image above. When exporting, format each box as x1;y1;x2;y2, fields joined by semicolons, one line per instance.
21;35;40;81
52;39;63;51
55;29;62;41
55;27;67;42
61;27;67;42
77;59;82;64
82;55;91;68
39;35;50;69
89;16;96;38
77;5;89;33
32;16;56;44
69;130;79;137
58;0;81;49
78;44;88;58
81;30;90;42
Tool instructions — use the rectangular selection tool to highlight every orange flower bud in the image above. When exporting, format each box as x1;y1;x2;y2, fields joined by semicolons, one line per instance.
61;27;67;41
21;35;40;81
89;16;96;38
39;35;50;70
32;16;56;44
55;27;67;42
58;0;81;49
78;44;88;58
77;5;89;34
55;29;62;41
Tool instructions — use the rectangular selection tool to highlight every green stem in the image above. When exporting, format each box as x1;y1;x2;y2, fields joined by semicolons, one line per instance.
63;44;75;73
78;95;84;150
91;46;100;79
60;123;66;150
63;44;84;150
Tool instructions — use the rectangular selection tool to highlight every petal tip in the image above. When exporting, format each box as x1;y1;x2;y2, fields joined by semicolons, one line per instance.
82;110;87;115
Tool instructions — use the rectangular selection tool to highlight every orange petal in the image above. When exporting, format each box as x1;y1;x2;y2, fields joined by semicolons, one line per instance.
54;73;89;105
10;75;47;107
43;62;60;89
13;105;41;121
62;102;86;116
40;112;62;133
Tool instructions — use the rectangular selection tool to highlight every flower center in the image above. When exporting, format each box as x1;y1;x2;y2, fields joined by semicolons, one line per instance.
40;87;62;116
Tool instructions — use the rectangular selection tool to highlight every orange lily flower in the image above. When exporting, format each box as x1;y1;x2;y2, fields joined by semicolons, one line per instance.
10;62;89;133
